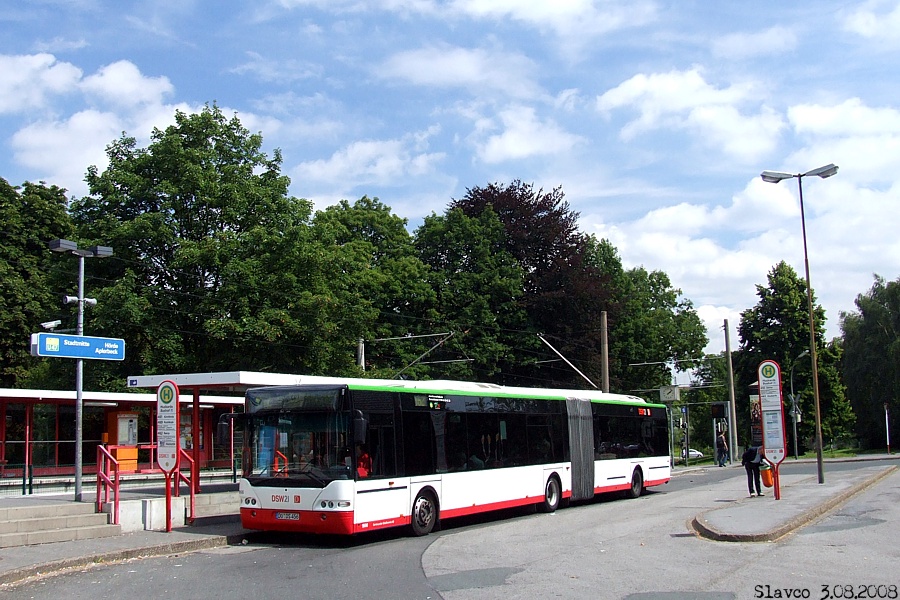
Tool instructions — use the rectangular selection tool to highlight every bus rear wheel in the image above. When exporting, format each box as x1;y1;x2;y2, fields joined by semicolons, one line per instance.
539;476;561;513
626;468;643;499
411;491;437;536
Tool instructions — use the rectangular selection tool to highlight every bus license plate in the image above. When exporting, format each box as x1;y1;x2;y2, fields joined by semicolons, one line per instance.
275;512;299;521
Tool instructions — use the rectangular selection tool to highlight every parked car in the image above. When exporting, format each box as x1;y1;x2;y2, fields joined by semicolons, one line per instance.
681;448;704;459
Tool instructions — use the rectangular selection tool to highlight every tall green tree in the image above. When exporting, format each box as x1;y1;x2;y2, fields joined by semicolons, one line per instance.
619;266;708;394
0;178;73;387
585;237;707;395
413;207;527;382
737;261;853;450
311;196;436;376
682;355;732;452
449;181;613;388
70;104;343;379
842;275;900;449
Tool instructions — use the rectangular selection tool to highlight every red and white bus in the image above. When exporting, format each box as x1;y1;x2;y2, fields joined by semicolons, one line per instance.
230;377;670;536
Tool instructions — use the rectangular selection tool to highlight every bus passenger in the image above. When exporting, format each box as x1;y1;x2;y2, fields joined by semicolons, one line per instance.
356;444;372;478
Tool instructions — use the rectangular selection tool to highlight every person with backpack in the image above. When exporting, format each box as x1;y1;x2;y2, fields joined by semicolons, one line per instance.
716;433;728;467
741;446;765;497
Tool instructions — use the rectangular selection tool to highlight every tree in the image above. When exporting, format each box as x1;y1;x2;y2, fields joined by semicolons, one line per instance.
311;196;436;375
842;275;900;449
584;237;707;395
0;178;73;387
70;104;346;379
449;181;614;388
737;261;854;450
681;355;731;454
618;265;708;394
413;207;527;382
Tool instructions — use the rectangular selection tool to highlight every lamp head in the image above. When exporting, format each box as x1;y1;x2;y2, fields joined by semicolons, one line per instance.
49;238;78;253
90;245;114;258
760;170;794;184
804;164;838;179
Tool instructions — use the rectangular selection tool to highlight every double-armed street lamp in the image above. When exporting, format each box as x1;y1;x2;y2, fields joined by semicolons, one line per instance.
49;239;114;502
760;163;838;484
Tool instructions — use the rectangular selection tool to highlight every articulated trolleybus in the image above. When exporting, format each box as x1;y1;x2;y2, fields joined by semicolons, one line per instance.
230;377;670;536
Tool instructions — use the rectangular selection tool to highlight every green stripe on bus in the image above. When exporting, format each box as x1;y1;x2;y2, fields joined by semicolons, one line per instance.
343;382;665;409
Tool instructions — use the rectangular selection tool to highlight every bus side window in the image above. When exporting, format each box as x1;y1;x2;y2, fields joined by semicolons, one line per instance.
446;413;467;471
364;412;396;478
402;412;435;476
502;414;526;467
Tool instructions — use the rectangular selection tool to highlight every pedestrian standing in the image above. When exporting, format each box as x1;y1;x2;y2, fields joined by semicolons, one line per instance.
716;432;728;467
741;446;765;497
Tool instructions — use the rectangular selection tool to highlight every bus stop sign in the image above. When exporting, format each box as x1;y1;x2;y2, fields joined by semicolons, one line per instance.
758;360;787;465
156;380;180;473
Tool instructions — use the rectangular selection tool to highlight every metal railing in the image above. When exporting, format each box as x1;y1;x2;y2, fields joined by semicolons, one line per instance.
176;447;196;522
95;444;199;525
96;445;121;524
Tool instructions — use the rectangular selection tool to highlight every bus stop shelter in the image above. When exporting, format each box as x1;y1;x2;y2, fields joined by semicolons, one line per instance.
126;371;309;493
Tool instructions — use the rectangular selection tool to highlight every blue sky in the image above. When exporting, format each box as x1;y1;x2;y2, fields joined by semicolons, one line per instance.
3;1;900;362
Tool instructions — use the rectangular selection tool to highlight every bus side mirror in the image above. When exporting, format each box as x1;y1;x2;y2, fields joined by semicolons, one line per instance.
353;414;367;445
217;413;241;446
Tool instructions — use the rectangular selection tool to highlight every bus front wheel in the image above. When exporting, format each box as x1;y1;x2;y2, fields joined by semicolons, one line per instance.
411;491;437;536
539;476;561;513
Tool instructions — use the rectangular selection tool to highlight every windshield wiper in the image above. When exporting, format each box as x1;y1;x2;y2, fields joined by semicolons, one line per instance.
295;462;328;486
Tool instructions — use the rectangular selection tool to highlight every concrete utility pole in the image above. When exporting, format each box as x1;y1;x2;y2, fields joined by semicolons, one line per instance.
724;319;738;464
601;311;609;393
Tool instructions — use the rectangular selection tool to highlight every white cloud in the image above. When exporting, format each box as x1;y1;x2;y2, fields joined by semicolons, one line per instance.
275;0;416;11
33;37;89;53
696;305;742;356
274;0;658;40
6;57;195;196
711;26;799;60
11;109;122;195
449;0;658;38
789;98;900;136
581;172;864;354
477;105;583;163
784;99;900;185
292;128;445;187
0;54;81;114
596;67;784;162
376;45;541;99
81;60;174;109
687;104;783;162
843;0;900;43
230;51;323;83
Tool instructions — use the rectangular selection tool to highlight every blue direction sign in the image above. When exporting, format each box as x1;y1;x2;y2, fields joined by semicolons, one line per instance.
30;333;125;361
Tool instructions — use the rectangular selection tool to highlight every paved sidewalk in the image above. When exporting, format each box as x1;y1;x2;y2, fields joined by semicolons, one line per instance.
0;459;896;588
0;517;251;586
0;484;253;587
691;462;897;542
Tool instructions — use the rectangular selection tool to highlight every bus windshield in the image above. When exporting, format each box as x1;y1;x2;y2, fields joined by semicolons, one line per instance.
246;411;354;486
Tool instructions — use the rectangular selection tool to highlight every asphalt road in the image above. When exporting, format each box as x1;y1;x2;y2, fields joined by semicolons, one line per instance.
5;459;898;600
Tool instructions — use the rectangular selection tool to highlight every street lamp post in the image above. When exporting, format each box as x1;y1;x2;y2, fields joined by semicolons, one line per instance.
789;349;810;460
49;239;113;502
760;163;838;484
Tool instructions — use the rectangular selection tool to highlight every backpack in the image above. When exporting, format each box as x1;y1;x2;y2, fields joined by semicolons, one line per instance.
741;447;757;465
